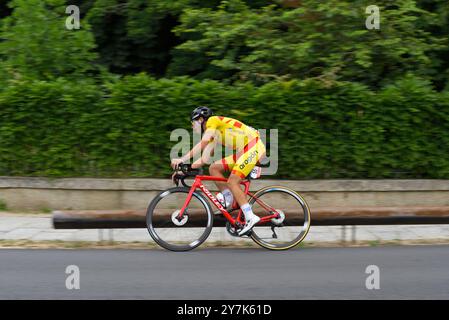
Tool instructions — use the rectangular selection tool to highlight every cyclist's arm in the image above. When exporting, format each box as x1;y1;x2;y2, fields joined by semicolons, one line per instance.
191;137;216;169
179;129;215;164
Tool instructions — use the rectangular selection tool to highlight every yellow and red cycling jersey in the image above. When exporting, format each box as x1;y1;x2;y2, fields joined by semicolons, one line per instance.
205;116;266;178
205;116;259;150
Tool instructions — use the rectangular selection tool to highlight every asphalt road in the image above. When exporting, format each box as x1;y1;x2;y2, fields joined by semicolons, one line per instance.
0;245;448;299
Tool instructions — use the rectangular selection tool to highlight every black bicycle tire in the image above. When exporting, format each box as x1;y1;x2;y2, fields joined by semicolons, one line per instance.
249;186;311;250
146;186;214;251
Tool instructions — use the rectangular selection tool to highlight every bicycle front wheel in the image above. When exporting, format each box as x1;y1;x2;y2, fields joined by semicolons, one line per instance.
146;187;214;251
249;186;311;250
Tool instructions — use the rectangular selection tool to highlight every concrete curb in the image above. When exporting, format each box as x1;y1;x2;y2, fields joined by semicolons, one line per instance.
2;177;449;211
2;213;449;248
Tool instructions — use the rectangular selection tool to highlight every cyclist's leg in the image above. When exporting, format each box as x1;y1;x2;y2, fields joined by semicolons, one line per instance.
228;172;260;235
227;173;247;207
227;149;260;208
209;154;236;192
228;139;266;234
228;138;267;206
208;155;237;209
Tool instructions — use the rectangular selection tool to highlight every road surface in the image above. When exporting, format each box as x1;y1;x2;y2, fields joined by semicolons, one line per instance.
0;245;448;299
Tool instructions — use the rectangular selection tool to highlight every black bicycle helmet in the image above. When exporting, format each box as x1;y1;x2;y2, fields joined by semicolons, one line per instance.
191;106;213;121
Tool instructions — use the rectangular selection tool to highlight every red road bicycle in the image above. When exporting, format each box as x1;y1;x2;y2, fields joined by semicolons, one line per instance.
146;164;311;251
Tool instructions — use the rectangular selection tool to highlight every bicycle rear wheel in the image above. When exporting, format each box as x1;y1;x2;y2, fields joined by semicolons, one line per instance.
146;187;214;251
249;186;311;250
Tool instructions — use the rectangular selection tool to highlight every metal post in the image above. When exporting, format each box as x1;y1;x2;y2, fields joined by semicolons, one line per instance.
341;225;346;244
351;225;356;243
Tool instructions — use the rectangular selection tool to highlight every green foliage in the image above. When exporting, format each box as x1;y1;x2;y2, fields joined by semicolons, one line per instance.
0;0;448;179
171;0;447;88
416;0;449;90
71;74;248;176
0;78;102;176
1;74;448;178
85;0;271;75
1;0;447;88
0;0;97;82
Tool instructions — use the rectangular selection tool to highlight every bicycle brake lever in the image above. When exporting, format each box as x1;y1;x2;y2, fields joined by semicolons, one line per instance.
172;175;179;186
173;173;190;188
172;172;183;186
181;178;190;188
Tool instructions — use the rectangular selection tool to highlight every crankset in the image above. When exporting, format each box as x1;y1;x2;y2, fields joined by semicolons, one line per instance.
225;221;240;237
224;221;252;237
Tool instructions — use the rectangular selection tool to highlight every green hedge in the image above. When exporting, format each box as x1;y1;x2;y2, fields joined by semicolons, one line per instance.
1;74;448;178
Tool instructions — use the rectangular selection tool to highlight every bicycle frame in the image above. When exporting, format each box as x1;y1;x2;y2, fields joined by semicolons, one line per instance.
177;175;279;227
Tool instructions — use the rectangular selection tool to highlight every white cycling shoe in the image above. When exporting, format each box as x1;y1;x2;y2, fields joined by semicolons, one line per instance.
238;215;261;236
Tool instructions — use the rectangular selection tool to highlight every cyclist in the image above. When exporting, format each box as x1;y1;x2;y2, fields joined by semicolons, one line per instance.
171;106;266;236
